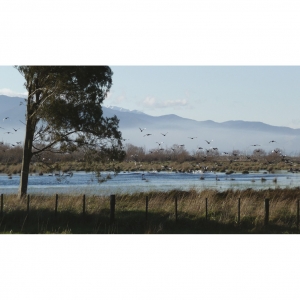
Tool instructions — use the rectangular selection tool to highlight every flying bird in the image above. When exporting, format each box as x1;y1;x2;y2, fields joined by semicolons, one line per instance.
13;128;20;132
143;134;152;137
156;142;163;146
139;127;146;132
251;144;260;146
188;137;197;139
161;132;168;136
269;140;276;143
3;117;9;121
272;149;280;154
205;140;213;144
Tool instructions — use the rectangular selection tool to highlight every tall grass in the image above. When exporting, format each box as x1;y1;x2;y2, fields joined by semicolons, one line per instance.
0;188;299;234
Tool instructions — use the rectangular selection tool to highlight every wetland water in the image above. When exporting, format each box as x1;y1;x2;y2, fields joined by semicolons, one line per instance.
0;170;300;195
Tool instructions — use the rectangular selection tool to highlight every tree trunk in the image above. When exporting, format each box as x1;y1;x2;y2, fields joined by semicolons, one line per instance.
18;113;35;199
18;80;41;199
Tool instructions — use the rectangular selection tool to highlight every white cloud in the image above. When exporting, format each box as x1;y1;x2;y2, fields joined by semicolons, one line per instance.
0;88;27;98
104;91;127;105
164;99;188;107
143;96;157;106
142;97;189;109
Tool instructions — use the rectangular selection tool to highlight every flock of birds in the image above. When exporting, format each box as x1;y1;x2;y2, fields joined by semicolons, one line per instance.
121;126;300;180
130;127;300;182
0;117;23;150
134;127;282;157
0;118;290;169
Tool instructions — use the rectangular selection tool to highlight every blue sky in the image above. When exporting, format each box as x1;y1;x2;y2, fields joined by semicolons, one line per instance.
1;65;300;128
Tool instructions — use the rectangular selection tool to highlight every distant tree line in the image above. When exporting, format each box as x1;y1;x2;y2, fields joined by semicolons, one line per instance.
123;143;288;164
0;142;290;168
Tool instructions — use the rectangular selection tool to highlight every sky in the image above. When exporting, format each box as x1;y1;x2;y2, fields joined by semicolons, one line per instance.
1;65;300;129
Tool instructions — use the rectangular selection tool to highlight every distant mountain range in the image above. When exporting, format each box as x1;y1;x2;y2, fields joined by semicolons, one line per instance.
1;95;300;154
102;105;300;155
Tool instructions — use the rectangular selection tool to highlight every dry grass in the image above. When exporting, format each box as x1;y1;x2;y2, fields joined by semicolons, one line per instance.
0;188;299;233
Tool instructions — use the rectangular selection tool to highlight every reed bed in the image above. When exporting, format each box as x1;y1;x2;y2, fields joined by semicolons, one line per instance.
0;188;299;234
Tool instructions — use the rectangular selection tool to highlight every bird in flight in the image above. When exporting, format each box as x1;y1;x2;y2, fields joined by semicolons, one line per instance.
156;142;163;146
13;128;20;132
197;147;203;150
269;140;276;143
143;134;152;137
251;144;260;146
139;127;146;132
205;140;213;144
161;132;168;136
188;137;197;139
3;117;9;121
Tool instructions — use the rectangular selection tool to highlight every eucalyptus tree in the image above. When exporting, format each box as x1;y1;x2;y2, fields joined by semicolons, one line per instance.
16;66;125;198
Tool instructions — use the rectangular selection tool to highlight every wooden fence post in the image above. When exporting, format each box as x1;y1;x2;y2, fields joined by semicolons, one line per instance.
0;194;3;218
82;194;86;216
27;194;30;215
297;199;299;231
238;198;241;225
145;196;149;221
110;195;115;223
55;194;58;218
205;198;208;221
175;196;178;222
264;198;269;228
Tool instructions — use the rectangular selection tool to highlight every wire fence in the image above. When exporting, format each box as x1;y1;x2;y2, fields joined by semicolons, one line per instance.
1;193;299;232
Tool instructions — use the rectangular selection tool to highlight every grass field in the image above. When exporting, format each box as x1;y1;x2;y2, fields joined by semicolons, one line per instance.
1;188;299;234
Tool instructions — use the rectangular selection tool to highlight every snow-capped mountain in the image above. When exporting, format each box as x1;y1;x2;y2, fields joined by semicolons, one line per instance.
105;106;145;115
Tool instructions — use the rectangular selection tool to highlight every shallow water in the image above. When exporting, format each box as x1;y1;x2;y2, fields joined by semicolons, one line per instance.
0;170;299;195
